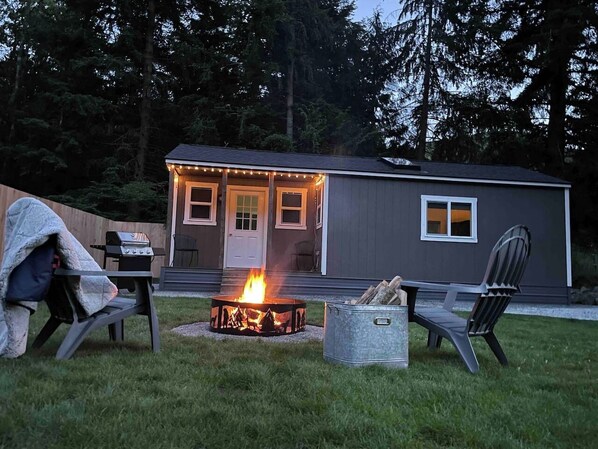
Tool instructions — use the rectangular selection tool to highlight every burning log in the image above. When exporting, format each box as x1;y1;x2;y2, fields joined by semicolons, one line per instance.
349;276;407;306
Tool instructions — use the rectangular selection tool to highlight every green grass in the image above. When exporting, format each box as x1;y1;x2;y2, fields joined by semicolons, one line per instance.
1;297;596;449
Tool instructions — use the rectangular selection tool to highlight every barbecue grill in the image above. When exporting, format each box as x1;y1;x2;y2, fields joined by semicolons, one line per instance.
91;231;164;290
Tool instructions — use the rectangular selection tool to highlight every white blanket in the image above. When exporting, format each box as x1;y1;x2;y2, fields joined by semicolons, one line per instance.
0;197;118;357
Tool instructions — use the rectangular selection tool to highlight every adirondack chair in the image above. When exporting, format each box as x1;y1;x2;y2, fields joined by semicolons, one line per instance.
402;225;531;373
172;234;199;267
32;268;160;360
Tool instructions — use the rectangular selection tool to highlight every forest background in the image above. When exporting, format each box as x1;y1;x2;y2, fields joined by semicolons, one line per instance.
0;0;597;251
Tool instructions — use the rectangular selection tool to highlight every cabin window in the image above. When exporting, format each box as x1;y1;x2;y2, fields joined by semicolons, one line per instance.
276;187;307;230
184;182;218;226
421;195;477;243
315;183;323;229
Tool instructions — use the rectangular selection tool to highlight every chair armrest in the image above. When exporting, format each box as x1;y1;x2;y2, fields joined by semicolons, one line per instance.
401;280;487;315
54;268;154;307
54;268;152;278
401;280;486;294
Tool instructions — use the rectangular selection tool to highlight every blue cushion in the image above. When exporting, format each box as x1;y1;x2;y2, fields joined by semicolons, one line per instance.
5;239;56;304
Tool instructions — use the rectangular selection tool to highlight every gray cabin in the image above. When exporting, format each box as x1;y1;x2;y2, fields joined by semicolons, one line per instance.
161;144;571;304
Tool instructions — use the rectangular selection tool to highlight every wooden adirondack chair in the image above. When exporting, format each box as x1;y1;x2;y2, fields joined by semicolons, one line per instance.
32;268;160;360
402;225;531;373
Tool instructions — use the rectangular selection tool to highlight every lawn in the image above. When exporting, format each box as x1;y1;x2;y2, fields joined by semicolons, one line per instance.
1;297;596;449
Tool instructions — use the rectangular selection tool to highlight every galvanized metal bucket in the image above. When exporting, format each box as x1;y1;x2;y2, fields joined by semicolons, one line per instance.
323;302;408;368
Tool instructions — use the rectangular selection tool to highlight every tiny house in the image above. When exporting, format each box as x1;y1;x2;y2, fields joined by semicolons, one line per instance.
161;144;571;304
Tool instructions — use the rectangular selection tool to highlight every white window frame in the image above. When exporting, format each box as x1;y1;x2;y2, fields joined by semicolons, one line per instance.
420;195;478;243
315;183;323;229
184;182;218;226
276;187;307;230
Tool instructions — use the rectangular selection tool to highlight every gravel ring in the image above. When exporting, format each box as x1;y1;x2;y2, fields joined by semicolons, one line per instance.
171;322;324;343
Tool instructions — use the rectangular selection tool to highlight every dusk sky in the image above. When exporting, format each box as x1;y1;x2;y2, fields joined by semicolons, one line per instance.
353;0;395;22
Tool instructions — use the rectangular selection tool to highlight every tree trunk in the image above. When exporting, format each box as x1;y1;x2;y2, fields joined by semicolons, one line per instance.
545;0;575;176
137;0;155;180
546;57;567;176
286;57;294;143
7;43;24;145
417;0;433;161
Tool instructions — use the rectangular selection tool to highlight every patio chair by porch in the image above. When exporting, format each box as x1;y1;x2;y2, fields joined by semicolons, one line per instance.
402;225;531;373
294;240;315;271
173;234;199;267
33;269;160;360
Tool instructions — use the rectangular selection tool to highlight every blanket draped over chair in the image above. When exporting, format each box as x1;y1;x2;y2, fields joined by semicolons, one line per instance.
0;197;118;358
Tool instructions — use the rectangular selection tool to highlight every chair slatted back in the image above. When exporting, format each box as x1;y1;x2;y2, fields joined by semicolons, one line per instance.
468;225;531;335
173;234;197;251
45;277;88;323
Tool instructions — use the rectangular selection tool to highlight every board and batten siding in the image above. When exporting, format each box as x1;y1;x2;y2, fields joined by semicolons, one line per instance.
326;175;568;303
172;174;318;270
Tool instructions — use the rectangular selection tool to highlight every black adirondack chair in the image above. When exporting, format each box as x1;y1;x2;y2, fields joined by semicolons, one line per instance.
402;225;531;373
172;234;199;267
32;268;160;360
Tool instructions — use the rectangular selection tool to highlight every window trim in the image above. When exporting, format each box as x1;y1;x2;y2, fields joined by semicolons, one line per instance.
420;195;478;243
183;182;218;226
315;183;323;229
276;187;307;230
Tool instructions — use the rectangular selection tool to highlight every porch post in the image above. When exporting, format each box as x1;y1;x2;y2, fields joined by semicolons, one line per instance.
218;170;228;268
266;172;275;269
321;174;330;276
167;170;179;267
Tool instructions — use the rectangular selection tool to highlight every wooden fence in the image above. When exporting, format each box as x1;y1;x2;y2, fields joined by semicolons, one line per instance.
0;184;166;277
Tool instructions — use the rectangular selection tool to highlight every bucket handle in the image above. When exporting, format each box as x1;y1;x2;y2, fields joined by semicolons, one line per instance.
374;317;391;326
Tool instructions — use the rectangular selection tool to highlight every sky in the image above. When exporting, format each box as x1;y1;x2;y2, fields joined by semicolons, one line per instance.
353;0;395;22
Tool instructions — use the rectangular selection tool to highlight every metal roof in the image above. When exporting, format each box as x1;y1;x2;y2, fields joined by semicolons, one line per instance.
165;144;569;188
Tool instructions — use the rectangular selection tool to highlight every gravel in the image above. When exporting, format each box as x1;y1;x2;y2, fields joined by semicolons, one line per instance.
171;322;323;342
155;289;598;321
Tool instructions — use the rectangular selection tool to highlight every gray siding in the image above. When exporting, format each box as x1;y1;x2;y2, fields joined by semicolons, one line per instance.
174;174;224;268
326;175;568;301
269;179;317;271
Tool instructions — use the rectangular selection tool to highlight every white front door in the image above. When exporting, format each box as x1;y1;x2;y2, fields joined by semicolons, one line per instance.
225;188;267;268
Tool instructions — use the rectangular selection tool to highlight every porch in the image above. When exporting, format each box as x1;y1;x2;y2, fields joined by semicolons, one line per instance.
158;267;479;299
166;164;328;275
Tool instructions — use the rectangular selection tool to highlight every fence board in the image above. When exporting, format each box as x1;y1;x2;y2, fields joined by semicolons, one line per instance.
0;184;166;277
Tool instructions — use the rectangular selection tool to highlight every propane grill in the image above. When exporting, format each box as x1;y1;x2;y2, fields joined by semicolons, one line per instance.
105;231;154;257
91;231;163;291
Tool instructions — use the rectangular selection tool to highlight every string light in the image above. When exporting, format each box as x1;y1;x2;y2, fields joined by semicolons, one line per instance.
165;163;320;180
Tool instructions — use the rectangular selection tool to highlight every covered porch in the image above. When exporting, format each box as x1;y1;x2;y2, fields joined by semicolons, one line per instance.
164;162;330;277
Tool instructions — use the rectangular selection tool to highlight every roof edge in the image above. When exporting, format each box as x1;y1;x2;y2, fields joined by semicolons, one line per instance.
165;158;571;189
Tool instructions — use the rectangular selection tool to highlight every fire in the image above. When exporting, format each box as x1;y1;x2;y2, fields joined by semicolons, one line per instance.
236;268;267;303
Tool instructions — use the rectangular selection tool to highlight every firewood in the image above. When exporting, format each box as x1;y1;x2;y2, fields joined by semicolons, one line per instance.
388;275;403;290
369;286;397;305
388;288;408;306
357;285;376;304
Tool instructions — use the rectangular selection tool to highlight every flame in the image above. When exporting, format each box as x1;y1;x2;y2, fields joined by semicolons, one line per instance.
236;268;267;303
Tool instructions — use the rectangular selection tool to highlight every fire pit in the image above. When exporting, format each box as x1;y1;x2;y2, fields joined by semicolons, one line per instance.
209;269;306;336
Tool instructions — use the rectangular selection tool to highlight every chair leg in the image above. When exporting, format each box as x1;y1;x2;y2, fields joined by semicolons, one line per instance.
483;332;508;366
427;331;443;349
108;321;124;342
147;307;160;353
32;317;61;349
450;333;480;374
55;321;95;360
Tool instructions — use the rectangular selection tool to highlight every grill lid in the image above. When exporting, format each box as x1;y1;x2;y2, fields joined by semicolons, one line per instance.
106;231;151;247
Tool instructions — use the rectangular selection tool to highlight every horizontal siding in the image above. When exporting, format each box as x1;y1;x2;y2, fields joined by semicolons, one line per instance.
158;268;569;303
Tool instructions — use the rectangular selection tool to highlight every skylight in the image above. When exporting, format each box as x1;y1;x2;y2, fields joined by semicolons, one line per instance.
380;157;420;170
